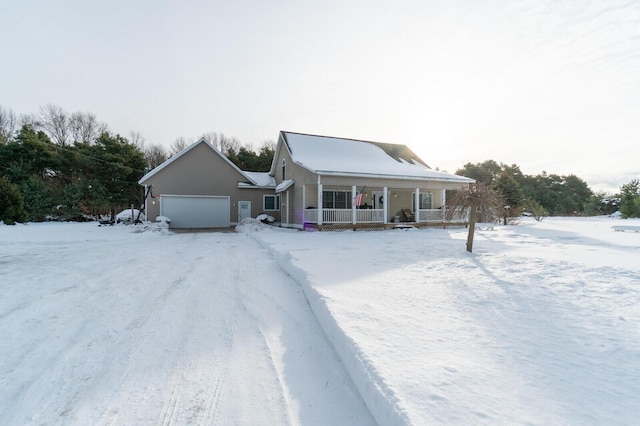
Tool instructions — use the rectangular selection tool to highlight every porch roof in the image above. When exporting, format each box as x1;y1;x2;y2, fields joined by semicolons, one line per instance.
281;132;474;183
275;179;294;193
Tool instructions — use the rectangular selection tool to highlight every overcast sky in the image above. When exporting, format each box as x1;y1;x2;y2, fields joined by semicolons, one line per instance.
2;0;638;193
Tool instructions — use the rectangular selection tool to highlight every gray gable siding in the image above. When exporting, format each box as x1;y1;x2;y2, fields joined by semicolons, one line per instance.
142;141;279;224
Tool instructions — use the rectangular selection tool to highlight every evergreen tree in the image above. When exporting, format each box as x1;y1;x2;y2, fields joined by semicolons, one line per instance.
0;176;27;224
83;132;147;212
620;179;640;218
494;171;524;224
20;176;53;221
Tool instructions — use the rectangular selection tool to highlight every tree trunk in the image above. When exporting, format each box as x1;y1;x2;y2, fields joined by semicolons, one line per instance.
466;207;476;253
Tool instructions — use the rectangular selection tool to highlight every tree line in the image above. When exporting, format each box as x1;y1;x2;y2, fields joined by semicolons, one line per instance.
0;104;274;224
455;160;639;220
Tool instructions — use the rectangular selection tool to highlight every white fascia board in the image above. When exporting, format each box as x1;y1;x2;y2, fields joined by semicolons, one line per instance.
315;170;475;183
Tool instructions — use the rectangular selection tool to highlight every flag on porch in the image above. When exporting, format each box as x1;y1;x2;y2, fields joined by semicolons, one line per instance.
354;186;366;207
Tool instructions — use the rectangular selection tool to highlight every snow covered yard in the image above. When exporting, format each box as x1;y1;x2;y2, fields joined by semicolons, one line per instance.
1;216;639;425
252;217;640;425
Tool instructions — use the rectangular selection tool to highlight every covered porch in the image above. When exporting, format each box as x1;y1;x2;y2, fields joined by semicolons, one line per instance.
300;184;468;229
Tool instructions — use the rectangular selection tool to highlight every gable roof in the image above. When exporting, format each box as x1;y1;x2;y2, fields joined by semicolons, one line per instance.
276;131;474;183
138;137;275;188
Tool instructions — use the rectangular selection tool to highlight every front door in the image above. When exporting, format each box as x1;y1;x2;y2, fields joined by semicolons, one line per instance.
238;201;251;222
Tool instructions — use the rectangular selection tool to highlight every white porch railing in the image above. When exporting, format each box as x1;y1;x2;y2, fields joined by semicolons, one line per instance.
356;209;384;223
303;208;467;225
323;209;352;223
418;209;443;222
303;209;384;224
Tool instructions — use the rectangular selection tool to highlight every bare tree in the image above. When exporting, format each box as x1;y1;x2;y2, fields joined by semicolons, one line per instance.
0;105;18;144
201;131;219;148
220;135;240;157
144;144;168;169
201;131;240;156
69;112;108;144
129;131;146;150
39;104;71;145
20;113;40;130
446;182;504;252
169;137;192;154
259;139;276;152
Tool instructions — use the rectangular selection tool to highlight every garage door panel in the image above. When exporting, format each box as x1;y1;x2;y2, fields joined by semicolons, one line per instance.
161;196;229;228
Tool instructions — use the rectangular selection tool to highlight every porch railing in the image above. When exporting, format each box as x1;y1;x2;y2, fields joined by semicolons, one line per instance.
303;208;384;224
418;209;443;222
323;209;352;223
356;209;384;223
303;208;468;225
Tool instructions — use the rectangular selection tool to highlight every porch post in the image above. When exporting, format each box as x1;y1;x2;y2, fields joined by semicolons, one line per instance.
317;179;323;225
383;186;388;224
442;189;446;222
286;190;290;224
352;185;357;225
415;188;420;224
144;185;148;221
302;185;306;224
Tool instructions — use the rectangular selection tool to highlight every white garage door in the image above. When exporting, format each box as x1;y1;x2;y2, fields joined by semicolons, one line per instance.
161;195;230;228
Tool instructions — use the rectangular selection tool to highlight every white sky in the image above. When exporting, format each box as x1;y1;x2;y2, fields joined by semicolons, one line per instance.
1;0;638;193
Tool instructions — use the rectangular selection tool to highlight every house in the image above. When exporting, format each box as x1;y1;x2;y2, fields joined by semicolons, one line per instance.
138;138;279;228
272;131;474;230
139;131;474;229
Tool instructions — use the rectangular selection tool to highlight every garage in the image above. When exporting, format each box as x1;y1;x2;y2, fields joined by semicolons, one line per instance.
160;195;230;228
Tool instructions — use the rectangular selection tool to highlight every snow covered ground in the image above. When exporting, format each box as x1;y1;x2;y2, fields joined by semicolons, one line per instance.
1;216;639;425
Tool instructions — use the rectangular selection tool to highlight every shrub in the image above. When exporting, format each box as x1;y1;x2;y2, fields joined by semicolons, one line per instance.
526;199;548;222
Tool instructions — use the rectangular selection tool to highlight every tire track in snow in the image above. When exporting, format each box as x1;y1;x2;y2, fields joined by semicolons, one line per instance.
127;276;186;330
153;245;241;426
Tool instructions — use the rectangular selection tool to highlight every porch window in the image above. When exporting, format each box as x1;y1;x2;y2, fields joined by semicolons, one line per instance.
412;192;433;210
263;195;280;211
322;190;352;209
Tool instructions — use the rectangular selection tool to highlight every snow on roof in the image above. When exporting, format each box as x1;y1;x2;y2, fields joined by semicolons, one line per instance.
275;179;294;193
243;172;276;188
282;132;473;183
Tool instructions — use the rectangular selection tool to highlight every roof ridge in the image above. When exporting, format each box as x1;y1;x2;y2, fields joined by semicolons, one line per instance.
281;130;402;147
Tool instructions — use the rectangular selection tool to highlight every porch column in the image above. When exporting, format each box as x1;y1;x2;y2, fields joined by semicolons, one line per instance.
144;185;148;221
317;182;323;225
415;188;420;224
383;186;388;224
442;189;446;222
302;185;306;224
286;190;290;224
352;185;357;225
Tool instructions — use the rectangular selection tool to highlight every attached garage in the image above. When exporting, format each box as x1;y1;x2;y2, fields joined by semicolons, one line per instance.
160;195;230;228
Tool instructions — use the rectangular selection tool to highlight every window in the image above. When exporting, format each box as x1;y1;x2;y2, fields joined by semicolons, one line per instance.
281;159;286;181
264;195;280;211
322;190;352;209
412;192;433;210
